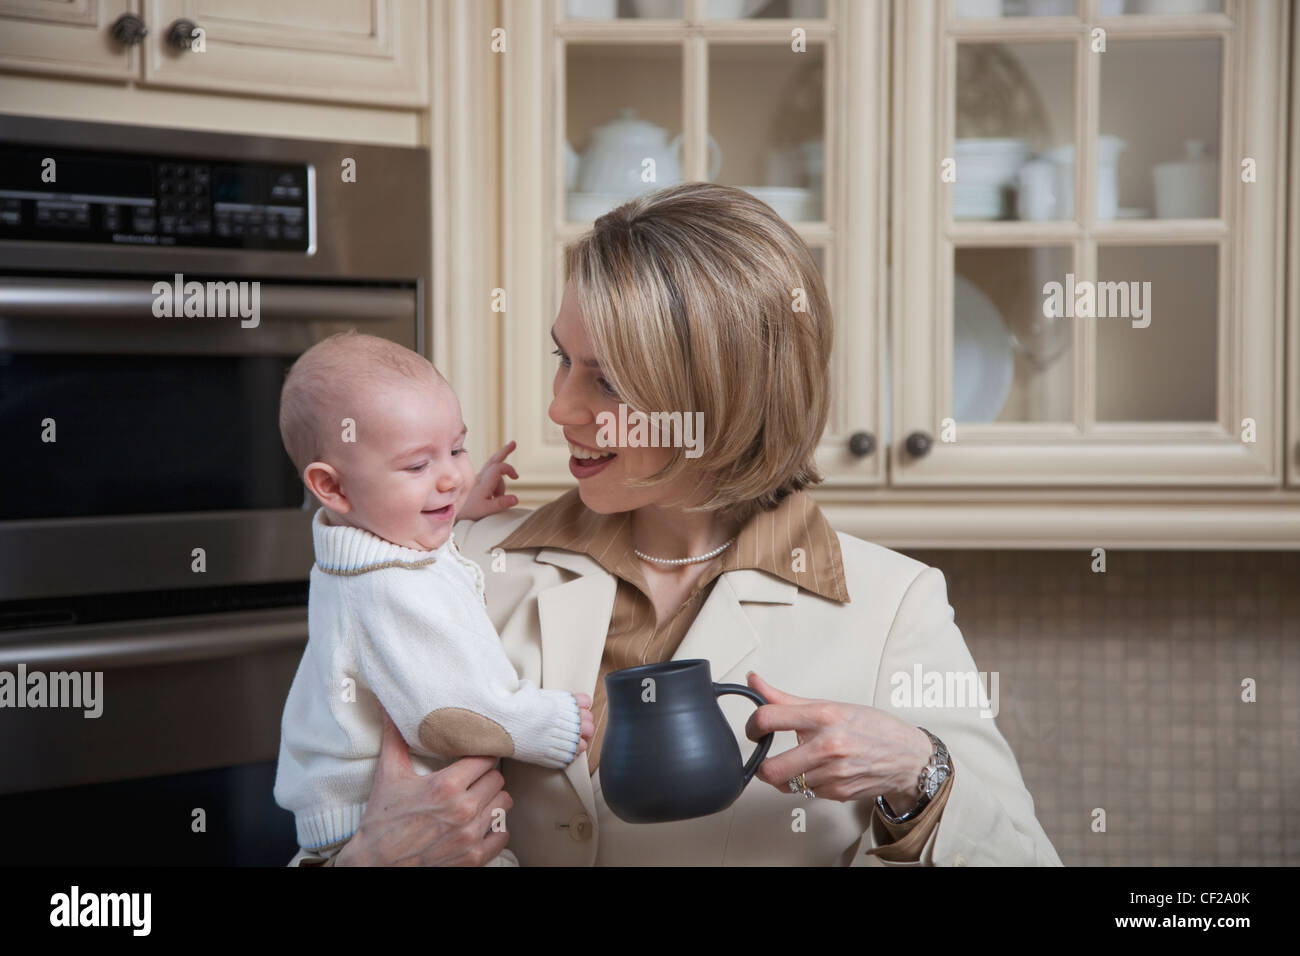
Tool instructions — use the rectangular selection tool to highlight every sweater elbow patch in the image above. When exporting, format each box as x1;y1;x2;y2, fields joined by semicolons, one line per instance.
418;707;516;759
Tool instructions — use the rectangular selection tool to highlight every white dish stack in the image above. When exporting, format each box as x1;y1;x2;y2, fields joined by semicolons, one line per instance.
953;138;1030;220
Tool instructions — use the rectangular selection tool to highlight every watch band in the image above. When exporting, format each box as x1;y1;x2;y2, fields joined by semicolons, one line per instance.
875;727;951;824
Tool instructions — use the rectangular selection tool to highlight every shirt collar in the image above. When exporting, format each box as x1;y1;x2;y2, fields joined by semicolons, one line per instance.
492;488;849;603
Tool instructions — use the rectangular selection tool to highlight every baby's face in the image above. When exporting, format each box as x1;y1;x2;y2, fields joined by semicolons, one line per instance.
331;374;474;551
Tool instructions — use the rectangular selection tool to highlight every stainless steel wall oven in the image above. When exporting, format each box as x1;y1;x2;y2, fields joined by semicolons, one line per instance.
0;114;430;803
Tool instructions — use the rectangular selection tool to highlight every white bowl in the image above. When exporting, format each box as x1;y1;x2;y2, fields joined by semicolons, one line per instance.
1026;0;1075;15
1133;0;1216;12
566;192;630;222
739;186;815;222
954;183;1006;220
954;138;1030;186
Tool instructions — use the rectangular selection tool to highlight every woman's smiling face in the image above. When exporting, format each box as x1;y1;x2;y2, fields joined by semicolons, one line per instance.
549;279;679;515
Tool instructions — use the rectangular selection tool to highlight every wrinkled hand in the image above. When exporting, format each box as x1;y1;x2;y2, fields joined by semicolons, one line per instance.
458;440;519;522
332;707;514;866
742;672;933;811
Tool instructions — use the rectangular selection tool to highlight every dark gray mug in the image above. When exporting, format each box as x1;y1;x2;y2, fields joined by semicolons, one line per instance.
600;659;774;824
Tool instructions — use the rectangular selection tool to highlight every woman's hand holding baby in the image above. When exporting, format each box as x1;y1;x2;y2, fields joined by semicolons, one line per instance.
458;440;520;521
333;707;514;867
331;697;593;865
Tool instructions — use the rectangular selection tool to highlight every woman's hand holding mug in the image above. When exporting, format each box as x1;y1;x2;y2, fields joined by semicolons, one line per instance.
743;672;934;813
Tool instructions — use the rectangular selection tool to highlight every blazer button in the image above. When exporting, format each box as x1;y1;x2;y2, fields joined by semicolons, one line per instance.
566;812;593;842
953;854;968;867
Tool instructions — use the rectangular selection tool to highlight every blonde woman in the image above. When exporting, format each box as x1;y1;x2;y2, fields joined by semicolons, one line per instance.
291;182;1060;867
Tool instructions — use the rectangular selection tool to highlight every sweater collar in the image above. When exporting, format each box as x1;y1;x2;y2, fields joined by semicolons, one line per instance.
312;508;449;574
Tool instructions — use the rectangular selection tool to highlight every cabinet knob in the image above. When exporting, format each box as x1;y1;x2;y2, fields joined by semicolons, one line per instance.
110;13;148;47
847;431;876;458
167;19;200;51
905;431;933;458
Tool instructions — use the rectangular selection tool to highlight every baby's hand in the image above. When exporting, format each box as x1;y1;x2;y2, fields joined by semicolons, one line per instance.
458;440;520;522
575;692;594;756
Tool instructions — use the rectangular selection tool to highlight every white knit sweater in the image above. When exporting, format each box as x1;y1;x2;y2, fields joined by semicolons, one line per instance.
273;509;581;853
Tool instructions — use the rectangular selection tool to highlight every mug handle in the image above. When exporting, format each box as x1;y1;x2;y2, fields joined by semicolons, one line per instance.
713;683;774;787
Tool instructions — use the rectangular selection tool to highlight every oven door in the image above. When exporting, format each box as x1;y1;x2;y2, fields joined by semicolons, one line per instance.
0;275;417;624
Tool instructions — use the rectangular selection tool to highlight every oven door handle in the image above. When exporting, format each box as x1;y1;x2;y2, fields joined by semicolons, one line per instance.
0;613;307;669
0;277;414;323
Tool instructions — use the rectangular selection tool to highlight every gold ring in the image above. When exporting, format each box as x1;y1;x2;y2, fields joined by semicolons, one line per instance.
787;772;814;799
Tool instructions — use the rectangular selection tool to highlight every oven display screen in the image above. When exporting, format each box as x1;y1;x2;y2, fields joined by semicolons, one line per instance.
212;168;264;204
0;143;311;252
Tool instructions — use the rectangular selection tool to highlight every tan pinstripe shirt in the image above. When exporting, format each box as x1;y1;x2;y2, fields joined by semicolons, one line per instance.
494;487;951;859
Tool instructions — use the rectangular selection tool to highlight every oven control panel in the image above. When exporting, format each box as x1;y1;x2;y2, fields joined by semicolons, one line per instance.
0;143;313;252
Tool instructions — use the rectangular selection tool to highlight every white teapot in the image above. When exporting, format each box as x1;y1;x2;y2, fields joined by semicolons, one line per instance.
577;108;721;195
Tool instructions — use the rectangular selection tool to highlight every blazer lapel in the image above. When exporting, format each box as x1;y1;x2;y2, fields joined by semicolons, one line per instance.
671;572;758;678
531;551;801;822
535;549;615;822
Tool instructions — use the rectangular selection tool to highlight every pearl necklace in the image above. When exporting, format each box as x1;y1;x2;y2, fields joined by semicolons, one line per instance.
633;537;736;566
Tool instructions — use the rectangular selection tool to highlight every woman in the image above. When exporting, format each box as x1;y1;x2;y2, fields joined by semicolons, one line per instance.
292;182;1061;866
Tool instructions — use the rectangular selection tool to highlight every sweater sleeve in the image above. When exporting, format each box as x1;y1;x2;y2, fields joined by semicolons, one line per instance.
346;569;582;770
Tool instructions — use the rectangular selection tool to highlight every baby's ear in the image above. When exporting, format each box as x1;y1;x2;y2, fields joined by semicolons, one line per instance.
303;461;350;514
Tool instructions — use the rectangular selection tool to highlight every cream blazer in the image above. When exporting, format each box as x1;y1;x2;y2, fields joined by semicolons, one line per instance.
439;508;1063;868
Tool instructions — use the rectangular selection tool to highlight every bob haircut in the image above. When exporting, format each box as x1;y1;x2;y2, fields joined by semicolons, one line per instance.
563;181;833;530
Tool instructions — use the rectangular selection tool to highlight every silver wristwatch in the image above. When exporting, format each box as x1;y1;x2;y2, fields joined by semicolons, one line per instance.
875;727;951;824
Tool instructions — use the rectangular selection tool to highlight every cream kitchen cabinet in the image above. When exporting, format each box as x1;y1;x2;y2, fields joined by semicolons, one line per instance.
892;0;1286;488
491;0;1299;547
502;0;888;489
0;0;139;81
1290;3;1300;489
0;0;428;107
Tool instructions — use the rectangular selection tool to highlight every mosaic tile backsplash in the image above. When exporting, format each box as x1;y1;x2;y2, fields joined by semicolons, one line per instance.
898;549;1300;867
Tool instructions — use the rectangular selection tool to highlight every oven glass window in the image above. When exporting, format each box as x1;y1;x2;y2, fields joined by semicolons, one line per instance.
2;354;302;519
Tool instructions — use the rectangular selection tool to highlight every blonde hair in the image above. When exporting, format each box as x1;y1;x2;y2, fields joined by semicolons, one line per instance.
279;330;445;474
563;181;833;529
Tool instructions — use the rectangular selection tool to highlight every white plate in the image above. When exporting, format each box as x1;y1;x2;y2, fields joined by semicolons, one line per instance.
953;274;1015;422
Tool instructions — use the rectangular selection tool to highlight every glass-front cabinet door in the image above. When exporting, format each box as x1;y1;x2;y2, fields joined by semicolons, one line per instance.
1290;5;1300;489
892;0;1285;486
503;0;888;491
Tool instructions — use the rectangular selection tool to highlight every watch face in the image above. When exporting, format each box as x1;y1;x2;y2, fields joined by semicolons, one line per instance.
925;768;949;798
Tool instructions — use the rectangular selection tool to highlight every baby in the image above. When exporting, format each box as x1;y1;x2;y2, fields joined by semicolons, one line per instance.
273;330;593;865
